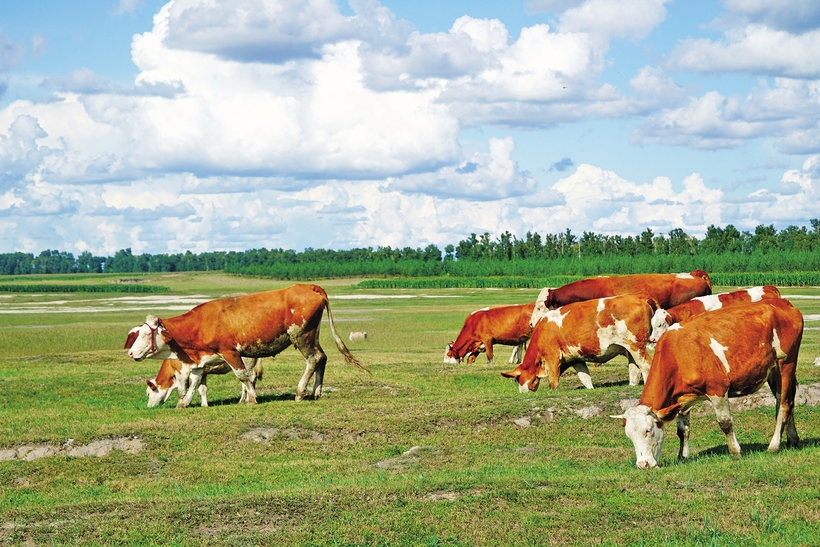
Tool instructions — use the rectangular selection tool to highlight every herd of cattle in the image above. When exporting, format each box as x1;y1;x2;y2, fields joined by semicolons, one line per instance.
123;271;804;469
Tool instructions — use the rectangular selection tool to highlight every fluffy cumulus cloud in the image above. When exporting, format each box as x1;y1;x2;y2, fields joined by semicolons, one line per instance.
1;0;819;255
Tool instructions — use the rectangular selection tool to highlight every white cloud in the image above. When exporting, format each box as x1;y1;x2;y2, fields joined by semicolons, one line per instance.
720;0;820;32
667;25;820;78
556;0;671;42
390;137;537;200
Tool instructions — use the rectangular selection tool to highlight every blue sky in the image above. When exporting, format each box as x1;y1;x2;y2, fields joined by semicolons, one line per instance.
2;0;820;256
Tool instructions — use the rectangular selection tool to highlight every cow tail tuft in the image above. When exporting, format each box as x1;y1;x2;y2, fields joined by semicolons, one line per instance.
317;286;371;374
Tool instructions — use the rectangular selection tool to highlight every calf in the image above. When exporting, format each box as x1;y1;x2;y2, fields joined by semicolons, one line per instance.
530;270;711;328
502;294;658;390
146;357;263;408
125;284;367;406
649;285;781;342
445;303;534;365
613;298;802;468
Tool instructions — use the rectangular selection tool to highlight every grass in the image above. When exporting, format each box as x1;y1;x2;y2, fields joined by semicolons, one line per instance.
1;275;820;545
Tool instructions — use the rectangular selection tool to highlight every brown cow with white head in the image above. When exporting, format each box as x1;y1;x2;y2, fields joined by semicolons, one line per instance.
649;285;781;343
613;298;802;469
125;284;367;406
145;357;263;408
529;270;712;328
502;293;658;390
444;303;534;365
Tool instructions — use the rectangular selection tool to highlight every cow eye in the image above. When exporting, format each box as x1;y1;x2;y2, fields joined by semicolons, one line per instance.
645;428;653;437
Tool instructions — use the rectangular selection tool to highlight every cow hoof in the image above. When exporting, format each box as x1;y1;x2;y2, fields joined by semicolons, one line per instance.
295;393;305;402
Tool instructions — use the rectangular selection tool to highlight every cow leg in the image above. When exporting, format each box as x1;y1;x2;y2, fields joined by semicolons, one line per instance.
571;361;594;389
295;345;327;401
676;412;690;460
707;393;741;456
767;362;799;452
221;351;258;404
627;363;642;386
485;342;494;365
198;375;209;407
626;349;651;385
178;368;204;408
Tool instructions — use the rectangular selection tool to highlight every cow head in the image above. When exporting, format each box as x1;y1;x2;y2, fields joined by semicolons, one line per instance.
529;287;553;328
611;405;664;469
127;315;173;361
146;378;175;407
649;309;673;343
443;343;459;364
501;362;544;393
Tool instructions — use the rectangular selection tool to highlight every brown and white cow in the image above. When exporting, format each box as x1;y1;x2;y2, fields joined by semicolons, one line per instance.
502;294;658;390
529;270;712;328
649;285;781;343
146;357;263;408
445;303;534;365
613;298;802;469
125;284;367;406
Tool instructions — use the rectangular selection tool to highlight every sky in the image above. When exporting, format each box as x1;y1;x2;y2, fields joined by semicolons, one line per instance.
2;0;820;256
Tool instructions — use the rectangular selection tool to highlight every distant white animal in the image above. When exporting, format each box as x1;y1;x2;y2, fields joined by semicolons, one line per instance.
349;331;368;341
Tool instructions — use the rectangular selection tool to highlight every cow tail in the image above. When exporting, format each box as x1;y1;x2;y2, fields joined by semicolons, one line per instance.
314;286;371;374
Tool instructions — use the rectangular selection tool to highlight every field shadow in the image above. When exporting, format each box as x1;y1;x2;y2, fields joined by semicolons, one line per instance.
693;437;820;459
207;392;298;406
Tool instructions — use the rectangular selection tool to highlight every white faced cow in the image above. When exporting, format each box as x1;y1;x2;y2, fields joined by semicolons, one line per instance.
502;294;658;390
146;357;263;408
125;284;368;406
614;298;802;469
649;285;781;343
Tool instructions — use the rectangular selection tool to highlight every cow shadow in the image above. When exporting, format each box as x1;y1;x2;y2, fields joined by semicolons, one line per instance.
207;392;297;406
688;437;820;460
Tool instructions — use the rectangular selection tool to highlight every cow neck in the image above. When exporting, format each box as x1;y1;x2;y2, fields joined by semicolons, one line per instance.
158;315;198;364
155;359;182;388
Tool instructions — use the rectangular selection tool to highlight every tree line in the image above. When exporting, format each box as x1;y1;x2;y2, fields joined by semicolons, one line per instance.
3;221;820;278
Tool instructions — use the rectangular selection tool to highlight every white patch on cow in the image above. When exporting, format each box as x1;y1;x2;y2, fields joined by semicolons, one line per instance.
519;380;530;393
747;286;765;302
709;338;731;373
668;323;683;332
291;308;296;315
675;272;694;279
545;308;569;327
598;318;636;350
694;294;722;311
564;344;582;359
772;328;784;359
597;298;606;313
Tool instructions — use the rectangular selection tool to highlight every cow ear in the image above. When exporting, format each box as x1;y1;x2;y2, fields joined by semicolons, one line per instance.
124;329;139;349
500;369;521;379
147;379;158;391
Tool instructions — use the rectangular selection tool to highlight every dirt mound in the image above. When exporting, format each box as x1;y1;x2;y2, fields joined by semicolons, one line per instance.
0;437;144;461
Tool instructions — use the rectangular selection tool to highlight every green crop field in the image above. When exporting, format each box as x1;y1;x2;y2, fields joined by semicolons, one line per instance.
1;273;820;546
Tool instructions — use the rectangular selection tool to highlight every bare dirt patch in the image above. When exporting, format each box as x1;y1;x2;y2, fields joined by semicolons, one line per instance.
0;437;144;461
240;427;326;443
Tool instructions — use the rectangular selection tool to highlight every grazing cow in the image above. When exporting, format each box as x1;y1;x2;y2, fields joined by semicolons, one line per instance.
349;331;368;342
125;284;367;406
612;298;802;469
445;303;535;365
146;357;263;408
649;285;781;343
529;270;712;327
502;294;658;390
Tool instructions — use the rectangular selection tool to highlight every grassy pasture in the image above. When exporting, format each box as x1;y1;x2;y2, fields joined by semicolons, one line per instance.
1;273;820;546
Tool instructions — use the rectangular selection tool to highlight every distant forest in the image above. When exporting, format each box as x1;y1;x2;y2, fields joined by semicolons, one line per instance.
4;221;820;280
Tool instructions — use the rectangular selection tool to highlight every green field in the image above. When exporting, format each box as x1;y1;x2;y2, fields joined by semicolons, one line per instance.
1;273;820;546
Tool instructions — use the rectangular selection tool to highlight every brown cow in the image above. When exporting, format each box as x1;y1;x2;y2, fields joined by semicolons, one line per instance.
649;285;781;342
125;284;367;405
529;270;712;327
445;303;534;365
613;298;802;468
145;357;263;408
502;294;658;390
